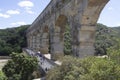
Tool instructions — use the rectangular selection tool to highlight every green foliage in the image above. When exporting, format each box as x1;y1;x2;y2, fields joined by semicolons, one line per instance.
46;56;120;80
0;71;7;80
107;39;120;65
64;25;72;55
95;23;120;55
81;58;120;80
2;53;38;80
0;25;29;56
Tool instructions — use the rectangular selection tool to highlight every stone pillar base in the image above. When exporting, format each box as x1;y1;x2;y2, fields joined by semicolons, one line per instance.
40;48;49;54
78;46;94;58
51;52;64;61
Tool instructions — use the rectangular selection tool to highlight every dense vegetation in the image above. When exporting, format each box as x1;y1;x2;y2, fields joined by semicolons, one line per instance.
95;23;120;55
0;25;29;56
47;55;120;80
2;53;38;80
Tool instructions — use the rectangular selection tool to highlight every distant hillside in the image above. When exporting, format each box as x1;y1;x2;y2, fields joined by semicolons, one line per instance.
0;25;30;56
0;23;120;56
95;23;120;55
110;27;120;38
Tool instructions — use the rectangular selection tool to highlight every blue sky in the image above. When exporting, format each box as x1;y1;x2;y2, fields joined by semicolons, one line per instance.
0;0;119;29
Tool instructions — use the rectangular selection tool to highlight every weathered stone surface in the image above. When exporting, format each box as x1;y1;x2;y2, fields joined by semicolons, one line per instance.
26;0;109;60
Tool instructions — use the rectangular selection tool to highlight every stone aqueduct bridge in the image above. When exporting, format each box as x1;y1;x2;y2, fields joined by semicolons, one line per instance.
26;0;109;60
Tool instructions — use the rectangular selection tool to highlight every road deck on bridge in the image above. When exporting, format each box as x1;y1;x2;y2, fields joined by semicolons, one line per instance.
24;49;57;73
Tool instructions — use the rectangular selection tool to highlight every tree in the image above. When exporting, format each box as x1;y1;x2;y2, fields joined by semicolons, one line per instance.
46;56;120;80
2;53;38;80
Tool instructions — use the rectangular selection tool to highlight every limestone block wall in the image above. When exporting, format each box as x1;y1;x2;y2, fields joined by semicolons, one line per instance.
26;0;109;60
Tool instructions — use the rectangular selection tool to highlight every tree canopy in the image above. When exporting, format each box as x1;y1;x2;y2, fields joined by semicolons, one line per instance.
2;52;38;80
0;25;29;56
46;56;120;80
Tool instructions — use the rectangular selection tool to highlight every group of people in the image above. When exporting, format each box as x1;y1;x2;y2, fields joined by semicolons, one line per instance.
36;51;49;72
26;49;50;72
36;51;44;64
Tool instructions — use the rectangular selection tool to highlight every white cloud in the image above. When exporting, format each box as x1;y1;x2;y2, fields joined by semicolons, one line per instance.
11;22;26;26
18;1;34;14
6;10;20;15
0;13;10;18
18;1;34;8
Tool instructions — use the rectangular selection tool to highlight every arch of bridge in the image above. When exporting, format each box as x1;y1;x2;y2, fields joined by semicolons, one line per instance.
26;0;109;60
